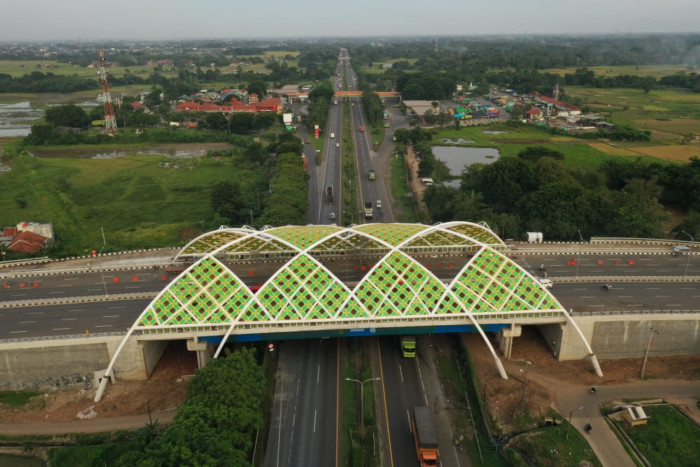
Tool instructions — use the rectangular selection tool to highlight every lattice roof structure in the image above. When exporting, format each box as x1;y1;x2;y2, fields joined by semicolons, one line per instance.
139;222;563;331
96;222;602;402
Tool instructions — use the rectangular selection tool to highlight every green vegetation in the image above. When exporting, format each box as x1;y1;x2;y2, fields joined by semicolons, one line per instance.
115;347;266;465
504;424;601;467
389;148;420;223
341;340;379;467
0;390;41;408
0;148;268;256
617;405;700;467
342;101;359;226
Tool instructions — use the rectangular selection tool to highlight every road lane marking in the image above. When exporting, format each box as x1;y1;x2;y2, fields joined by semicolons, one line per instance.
656;295;671;298
58;284;74;287
11;294;27;297
52;327;70;331
665;304;681;307
88;288;103;292
49;291;65;294
645;287;661;290
573;288;588;291
102;315;119;318
580;296;596;299
681;287;697;290
27;312;44;315
108;306;126;309
317;365;320;384
95;325;112;328
62;318;77;321
64;278;79;281
69;309;84;312
18;321;36;324
10;330;28;334
313;409;317;433
626;304;644;307
125;286;141;289
618;296;633;298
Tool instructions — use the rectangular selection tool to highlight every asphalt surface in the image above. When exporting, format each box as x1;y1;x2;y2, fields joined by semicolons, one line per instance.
264;339;339;467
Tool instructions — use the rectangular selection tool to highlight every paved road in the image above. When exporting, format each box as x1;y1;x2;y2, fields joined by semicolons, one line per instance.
543;374;700;467
264;339;339;467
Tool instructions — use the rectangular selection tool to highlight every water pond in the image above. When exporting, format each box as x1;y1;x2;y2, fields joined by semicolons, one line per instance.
432;146;500;176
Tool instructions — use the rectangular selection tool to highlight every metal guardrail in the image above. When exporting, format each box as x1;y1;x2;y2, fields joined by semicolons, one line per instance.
0;331;127;345
0;257;50;269
0;292;158;309
552;275;700;283
571;309;700;317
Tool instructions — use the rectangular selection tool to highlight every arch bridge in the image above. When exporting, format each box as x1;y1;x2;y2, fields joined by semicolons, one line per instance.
95;222;601;401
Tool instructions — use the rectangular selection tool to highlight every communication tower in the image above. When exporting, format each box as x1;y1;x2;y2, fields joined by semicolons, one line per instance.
97;50;118;134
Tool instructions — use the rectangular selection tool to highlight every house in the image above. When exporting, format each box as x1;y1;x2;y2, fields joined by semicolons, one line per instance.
9;231;47;254
525;108;542;120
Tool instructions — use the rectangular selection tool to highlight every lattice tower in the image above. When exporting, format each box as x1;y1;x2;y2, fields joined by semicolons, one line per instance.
97;50;118;134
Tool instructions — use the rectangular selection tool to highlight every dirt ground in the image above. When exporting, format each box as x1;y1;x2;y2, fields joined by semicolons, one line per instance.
0;342;197;424
463;327;700;433
403;145;430;214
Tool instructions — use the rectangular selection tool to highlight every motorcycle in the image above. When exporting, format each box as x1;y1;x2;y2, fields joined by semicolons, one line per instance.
584;423;592;434
590;386;597;394
602;283;611;291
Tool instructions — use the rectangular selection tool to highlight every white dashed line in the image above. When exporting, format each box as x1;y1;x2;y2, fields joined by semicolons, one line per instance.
10;330;28;334
102;315;119;318
61;318;77;321
95;325;112;328
18;321;36;324
52;327;70;331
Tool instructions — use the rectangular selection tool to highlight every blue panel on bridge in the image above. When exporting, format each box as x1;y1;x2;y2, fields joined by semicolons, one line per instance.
197;323;510;344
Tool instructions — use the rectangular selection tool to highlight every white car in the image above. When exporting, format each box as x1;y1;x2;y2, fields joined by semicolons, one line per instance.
335;142;340;148
329;212;336;220
376;200;382;208
538;278;553;289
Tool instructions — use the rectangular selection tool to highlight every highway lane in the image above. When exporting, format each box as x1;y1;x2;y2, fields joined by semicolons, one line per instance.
511;252;698;278
318;70;344;225
0;299;151;339
377;335;426;467
551;282;700;313
264;339;339;467
0;269;169;301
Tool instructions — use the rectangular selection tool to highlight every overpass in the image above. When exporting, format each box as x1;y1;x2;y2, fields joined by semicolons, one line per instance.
94;222;602;400
334;90;402;100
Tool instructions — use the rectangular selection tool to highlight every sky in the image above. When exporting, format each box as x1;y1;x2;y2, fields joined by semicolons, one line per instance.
1;0;699;42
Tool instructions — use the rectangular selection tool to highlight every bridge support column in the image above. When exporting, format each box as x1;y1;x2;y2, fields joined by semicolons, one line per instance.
498;324;521;360
187;338;213;369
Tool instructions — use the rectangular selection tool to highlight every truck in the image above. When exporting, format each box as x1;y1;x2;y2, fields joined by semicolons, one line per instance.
412;407;439;466
330;132;335;138
359;125;364;132
326;185;334;204
364;201;373;219
368;169;376;180
401;335;416;357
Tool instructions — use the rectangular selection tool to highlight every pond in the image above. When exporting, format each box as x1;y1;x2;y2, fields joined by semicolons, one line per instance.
432;146;500;176
0;102;43;138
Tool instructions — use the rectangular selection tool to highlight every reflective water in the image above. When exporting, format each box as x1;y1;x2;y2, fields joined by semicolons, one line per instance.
432;146;500;175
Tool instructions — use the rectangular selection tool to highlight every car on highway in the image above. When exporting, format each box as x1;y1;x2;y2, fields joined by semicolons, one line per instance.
329;212;336;220
538;278;553;289
335;142;340;148
376;199;382;208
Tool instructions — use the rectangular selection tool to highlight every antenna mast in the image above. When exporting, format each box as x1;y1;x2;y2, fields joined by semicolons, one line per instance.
97;50;118;134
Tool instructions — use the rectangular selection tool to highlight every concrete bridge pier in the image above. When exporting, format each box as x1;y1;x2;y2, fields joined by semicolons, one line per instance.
498;324;522;360
187;338;213;369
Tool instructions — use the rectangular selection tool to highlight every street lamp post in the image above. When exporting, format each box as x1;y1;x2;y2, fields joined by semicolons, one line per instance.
345;377;379;438
640;328;660;379
681;231;693;277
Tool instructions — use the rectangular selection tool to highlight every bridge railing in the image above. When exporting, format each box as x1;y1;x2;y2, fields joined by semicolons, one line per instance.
571;309;700;317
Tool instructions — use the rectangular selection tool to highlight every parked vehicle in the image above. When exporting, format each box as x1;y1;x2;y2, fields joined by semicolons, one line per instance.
412;407;439;466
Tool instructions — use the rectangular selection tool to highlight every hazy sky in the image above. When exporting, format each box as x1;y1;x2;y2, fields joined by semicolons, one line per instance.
1;0;699;42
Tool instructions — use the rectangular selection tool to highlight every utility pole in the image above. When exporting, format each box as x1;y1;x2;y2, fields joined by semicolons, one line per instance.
640;328;659;379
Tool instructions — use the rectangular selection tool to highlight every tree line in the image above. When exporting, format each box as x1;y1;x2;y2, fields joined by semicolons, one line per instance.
423;147;700;241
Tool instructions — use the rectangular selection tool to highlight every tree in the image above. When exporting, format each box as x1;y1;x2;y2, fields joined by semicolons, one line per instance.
44;104;90;128
245;142;267;165
211;181;244;224
247;80;267;98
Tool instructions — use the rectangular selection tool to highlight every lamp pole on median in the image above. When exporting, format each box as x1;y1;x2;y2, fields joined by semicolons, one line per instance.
640;328;659;379
566;406;584;439
345;377;379;438
681;231;693;277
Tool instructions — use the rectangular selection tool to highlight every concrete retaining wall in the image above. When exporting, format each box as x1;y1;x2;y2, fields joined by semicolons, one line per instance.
543;313;700;361
0;336;157;390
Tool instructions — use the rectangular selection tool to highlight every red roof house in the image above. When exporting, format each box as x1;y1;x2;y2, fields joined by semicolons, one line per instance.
9;231;47;254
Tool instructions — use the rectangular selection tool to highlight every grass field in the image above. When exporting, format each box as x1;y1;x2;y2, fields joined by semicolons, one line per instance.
563;86;700;143
544;65;692;78
0;390;41;408
619;404;700;466
0;148;265;255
